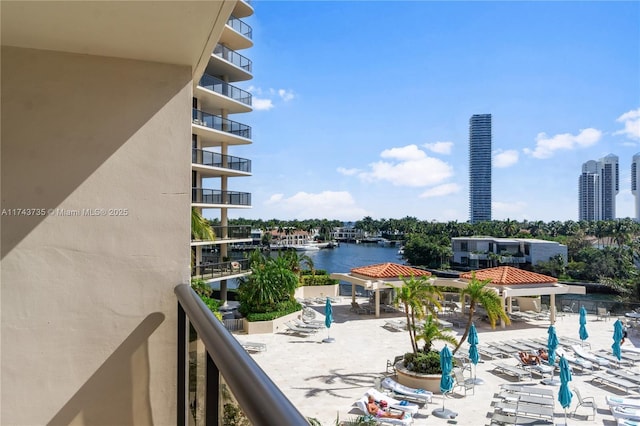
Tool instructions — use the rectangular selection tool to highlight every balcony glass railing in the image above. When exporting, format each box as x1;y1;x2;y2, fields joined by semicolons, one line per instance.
192;109;251;139
191;225;251;242
227;15;252;39
175;284;307;426
192;258;249;280
192;188;251;206
198;74;252;106
213;44;252;73
192;148;251;173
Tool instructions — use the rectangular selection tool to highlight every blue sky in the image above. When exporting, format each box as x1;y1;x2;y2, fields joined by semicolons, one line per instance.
222;1;640;223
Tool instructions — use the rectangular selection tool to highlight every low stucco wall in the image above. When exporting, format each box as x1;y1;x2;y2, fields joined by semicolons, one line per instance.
396;363;442;394
294;284;339;299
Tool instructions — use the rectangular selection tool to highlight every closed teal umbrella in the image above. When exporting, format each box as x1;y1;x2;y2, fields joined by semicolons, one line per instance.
432;345;457;419
579;306;589;346
613;319;624;364
322;297;335;343
467;323;483;385
547;324;559;366
558;356;573;425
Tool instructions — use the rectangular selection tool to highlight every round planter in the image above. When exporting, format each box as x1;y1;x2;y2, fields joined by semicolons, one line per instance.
395;362;443;394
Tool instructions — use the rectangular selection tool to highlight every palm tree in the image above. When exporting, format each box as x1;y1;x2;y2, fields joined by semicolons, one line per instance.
416;314;458;353
191;207;215;240
237;254;298;314
391;275;443;354
453;272;510;355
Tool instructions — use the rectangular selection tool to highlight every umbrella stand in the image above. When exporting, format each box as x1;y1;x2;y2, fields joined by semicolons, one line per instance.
431;392;458;419
322;330;335;343
471;363;485;385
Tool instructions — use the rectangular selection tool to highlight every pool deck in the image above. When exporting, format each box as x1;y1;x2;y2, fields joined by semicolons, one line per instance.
233;299;639;425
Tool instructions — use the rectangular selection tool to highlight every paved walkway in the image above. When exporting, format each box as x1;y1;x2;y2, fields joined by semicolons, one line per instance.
234;299;638;425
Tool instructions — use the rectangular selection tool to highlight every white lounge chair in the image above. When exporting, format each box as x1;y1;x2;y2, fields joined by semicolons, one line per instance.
618;419;640;426
556;346;594;372
612;405;640;422
512;353;554;378
353;397;413;425
572;344;610;367
365;388;420;415
381;377;432;404
606;395;640;408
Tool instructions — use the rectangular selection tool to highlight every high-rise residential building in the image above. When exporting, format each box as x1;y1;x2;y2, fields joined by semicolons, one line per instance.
578;154;619;221
1;2;305;425
469;113;492;223
632;153;640;221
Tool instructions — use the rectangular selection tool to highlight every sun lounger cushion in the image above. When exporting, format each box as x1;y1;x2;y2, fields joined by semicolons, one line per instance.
612;405;640;422
381;377;432;403
354;397;413;425
607;395;640;408
366;388;419;414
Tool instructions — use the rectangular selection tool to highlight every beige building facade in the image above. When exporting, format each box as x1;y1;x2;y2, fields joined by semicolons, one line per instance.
1;1;243;424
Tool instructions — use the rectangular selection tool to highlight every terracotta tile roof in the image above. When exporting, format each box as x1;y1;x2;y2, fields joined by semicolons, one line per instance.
460;266;557;285
350;262;431;279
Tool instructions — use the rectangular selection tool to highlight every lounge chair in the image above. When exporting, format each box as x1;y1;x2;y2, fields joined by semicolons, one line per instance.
612;405;640;422
592;372;640;393
512;353;554;378
365;388;420;415
353;397;413;425
292;318;324;329
491;363;532;381
571;344;610;367
381;377;432;404
617;419;640;426
556;346;594;372
607;395;640;408
239;341;267;353
571;387;596;420
452;368;474;395
282;322;317;336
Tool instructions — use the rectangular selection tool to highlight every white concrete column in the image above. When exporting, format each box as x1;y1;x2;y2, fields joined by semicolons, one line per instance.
550;294;556;324
375;288;380;318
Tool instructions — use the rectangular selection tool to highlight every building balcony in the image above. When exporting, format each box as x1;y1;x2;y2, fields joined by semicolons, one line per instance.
221;15;253;50
468;252;488;260
500;256;527;264
206;44;252;82
192;108;251;146
191;225;252;246
232;0;254;19
192;148;251;177
196;74;252;114
191;188;251;208
191;259;250;281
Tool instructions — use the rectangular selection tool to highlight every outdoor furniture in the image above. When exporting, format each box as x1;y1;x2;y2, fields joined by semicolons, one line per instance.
591;372;640;393
386;355;404;375
380;377;432;404
597;307;611;321
452;367;474;396
239;341;267;353
494;400;554;422
365;388;420;415
572;345;610;367
492;363;532;381
283;322;318;336
292;319;324;329
563;302;576;314
498;392;554;407
500;384;554;398
571;387;597;420
353;397;413;425
478;344;510;360
606;395;640;409
384;319;407;332
512;354;555;378
595;350;633;366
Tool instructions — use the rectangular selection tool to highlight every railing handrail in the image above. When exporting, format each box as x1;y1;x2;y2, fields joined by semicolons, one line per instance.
175;285;308;425
192;108;252;139
213;44;252;72
192;187;251;196
192;148;252;173
227;15;253;39
198;74;252;106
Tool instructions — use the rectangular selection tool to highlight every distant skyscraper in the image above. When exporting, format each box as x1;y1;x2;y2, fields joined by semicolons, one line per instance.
632;153;640;221
469;114;492;223
578;154;619;221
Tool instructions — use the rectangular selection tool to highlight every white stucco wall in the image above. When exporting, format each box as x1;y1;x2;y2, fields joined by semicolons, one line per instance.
1;46;191;425
528;241;568;266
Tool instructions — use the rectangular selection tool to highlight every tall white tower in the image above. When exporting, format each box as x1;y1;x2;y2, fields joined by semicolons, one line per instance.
578;154;619;221
632;153;640;221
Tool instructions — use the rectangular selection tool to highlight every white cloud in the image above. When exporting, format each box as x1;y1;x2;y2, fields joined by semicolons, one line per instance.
492;200;528;219
423;141;453;155
493;149;519;168
278;89;295;102
253;97;274;111
264;191;368;220
523;128;602;159
337;167;360;176
419;183;461;198
358;145;453;187
614;108;640;140
356;144;453;187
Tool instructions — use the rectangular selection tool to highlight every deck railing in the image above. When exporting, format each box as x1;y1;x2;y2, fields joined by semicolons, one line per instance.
192;148;251;173
192;109;251;139
213;44;252;73
198;74;252;106
227;15;252;39
191;188;251;206
175;284;307;425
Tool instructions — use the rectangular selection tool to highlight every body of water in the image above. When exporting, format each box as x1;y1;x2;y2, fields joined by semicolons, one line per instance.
304;242;402;274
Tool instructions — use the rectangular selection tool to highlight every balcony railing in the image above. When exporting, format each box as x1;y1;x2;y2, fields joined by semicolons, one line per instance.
192;148;251;173
192;188;251;206
227;15;252;39
175;284;307;426
198;74;252;106
213;44;252;72
192;259;249;280
192;109;251;139
191;225;251;242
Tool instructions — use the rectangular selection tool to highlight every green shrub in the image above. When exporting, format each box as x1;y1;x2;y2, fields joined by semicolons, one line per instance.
403;350;441;374
301;269;329;276
245;300;302;322
300;275;339;287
